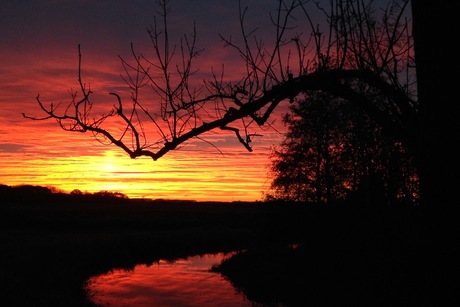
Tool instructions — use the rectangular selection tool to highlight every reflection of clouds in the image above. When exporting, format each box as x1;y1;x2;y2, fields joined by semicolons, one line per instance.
88;252;251;307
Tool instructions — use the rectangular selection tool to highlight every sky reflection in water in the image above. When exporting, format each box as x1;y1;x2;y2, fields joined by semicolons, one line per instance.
87;252;253;307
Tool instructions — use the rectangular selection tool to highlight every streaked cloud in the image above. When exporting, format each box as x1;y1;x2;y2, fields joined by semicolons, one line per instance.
0;0;290;201
0;143;29;152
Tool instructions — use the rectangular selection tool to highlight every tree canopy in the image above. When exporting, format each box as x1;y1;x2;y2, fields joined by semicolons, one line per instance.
266;90;418;204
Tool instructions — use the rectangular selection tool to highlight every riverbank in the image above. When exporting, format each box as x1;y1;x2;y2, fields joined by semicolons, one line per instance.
0;186;309;306
1;184;426;306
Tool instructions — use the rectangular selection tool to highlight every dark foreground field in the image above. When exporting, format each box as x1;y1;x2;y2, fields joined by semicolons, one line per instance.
0;185;450;306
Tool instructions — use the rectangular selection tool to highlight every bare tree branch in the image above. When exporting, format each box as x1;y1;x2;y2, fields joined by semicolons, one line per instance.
25;0;415;162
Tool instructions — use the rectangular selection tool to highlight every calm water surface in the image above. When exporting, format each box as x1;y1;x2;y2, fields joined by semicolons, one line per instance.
86;252;254;307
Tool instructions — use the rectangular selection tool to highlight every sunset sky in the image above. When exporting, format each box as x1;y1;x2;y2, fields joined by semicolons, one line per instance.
0;0;298;201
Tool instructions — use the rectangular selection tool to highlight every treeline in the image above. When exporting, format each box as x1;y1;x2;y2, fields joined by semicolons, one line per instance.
0;184;130;205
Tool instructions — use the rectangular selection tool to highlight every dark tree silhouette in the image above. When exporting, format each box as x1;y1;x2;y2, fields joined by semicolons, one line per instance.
268;93;360;204
266;91;418;204
409;1;459;304
24;0;456;222
25;0;418;194
24;0;459;303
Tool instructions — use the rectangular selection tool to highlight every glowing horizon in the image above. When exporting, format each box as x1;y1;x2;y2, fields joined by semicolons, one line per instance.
0;125;283;201
0;1;290;202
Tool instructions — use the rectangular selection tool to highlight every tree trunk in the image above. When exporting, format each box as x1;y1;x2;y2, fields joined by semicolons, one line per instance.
411;1;459;304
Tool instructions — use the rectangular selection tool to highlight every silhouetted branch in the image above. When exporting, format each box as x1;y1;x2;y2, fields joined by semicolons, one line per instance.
26;0;415;160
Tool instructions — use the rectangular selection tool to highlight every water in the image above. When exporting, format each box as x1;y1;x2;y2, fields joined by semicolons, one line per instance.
86;252;254;307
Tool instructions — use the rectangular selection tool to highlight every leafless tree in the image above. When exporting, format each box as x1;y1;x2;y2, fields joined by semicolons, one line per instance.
27;0;457;213
25;0;414;159
24;1;460;301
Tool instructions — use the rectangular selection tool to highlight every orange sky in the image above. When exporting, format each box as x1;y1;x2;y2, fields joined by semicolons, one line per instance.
0;0;290;201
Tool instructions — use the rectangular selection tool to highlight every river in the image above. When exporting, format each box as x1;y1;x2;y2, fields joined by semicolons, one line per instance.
86;251;256;306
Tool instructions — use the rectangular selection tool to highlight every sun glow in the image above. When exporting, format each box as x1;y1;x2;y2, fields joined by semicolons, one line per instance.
0;0;291;202
0;133;278;202
0;52;284;202
101;151;120;173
